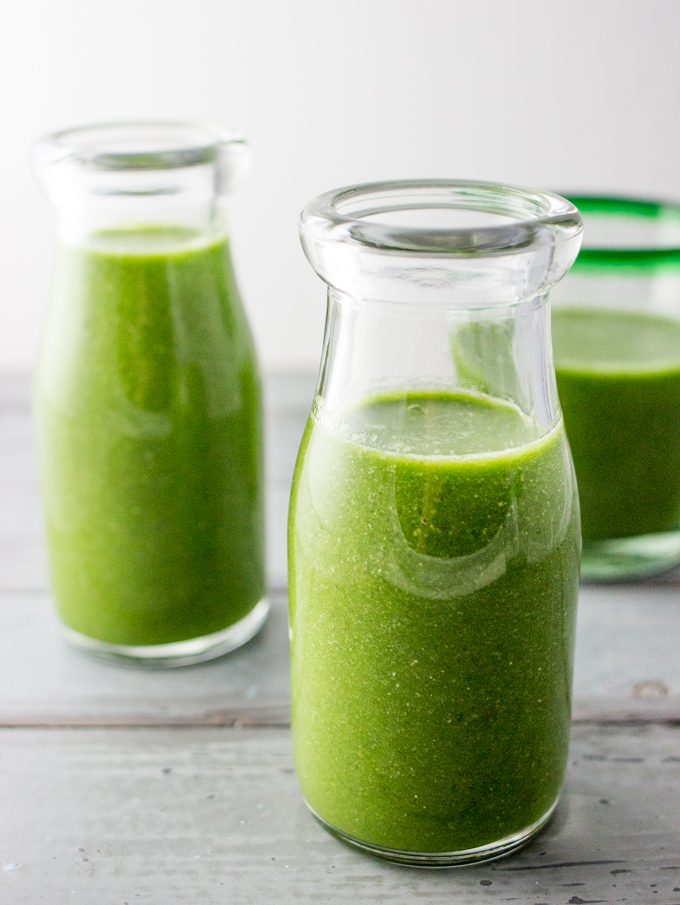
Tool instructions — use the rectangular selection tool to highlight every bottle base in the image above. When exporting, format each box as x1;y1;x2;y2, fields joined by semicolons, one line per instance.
62;598;270;668
303;795;558;867
581;531;680;582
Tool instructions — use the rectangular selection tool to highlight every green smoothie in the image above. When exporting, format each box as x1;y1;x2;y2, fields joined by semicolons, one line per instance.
35;227;265;647
289;391;579;854
553;307;680;541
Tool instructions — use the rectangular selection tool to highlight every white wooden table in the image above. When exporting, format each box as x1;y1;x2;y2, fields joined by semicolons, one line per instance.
0;373;679;904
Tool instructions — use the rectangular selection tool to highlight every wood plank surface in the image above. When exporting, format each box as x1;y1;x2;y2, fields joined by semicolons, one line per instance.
574;585;680;722
0;724;678;905
0;590;291;726
0;585;678;726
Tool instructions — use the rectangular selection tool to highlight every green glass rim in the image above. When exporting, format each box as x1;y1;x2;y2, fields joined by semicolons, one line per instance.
566;195;680;271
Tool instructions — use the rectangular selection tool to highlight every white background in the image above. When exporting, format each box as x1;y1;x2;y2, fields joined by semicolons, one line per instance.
1;0;679;374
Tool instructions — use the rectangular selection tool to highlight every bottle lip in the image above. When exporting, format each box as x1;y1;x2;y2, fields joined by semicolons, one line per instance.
34;120;247;171
300;179;583;258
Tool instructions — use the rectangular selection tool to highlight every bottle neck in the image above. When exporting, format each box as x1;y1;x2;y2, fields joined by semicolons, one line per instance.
43;162;227;245
34;122;251;246
316;289;560;434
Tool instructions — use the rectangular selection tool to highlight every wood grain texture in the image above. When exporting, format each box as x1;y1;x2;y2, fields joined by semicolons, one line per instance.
0;590;291;726
574;585;680;722
0;724;678;905
0;584;679;726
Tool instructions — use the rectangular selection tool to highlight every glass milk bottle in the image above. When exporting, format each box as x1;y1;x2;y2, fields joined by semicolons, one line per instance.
289;180;583;865
33;122;267;666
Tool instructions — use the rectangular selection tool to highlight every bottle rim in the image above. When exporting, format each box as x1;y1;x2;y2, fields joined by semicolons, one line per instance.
33;120;247;171
300;179;583;258
565;195;680;268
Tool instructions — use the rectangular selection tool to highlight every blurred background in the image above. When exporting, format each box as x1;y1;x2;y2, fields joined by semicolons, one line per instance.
1;0;679;376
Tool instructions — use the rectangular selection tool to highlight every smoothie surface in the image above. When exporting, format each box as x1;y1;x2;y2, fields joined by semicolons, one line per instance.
290;390;579;854
553;306;680;371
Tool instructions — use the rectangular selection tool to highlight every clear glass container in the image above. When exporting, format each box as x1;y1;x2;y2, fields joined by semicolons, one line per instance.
289;180;583;865
551;196;680;581
33;122;268;667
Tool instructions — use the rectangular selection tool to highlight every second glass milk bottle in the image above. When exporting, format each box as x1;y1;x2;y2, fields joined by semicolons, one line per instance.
289;180;583;865
33;122;267;666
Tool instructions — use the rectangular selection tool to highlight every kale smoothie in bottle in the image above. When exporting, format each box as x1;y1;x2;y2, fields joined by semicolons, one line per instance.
290;180;583;865
290;390;579;856
34;123;267;666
